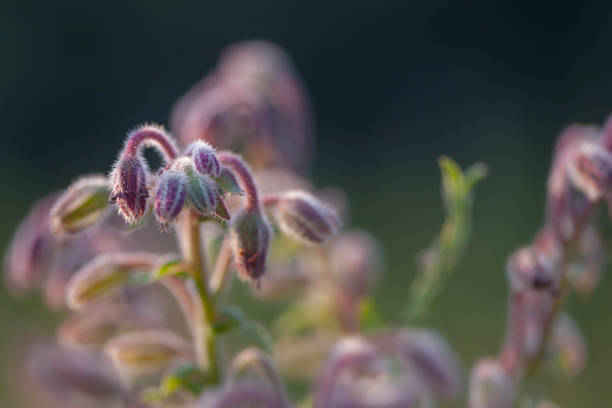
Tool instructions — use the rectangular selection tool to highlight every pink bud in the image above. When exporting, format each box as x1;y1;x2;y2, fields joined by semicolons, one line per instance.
154;170;187;230
274;191;341;245
567;141;612;201
109;155;150;224
189;140;221;177
469;358;514;408
506;246;557;292
230;209;271;282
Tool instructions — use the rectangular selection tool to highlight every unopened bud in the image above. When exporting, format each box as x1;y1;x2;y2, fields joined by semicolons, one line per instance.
551;314;586;378
104;329;193;386
109;155;150;224
230;209;271;282
274;191;341;245
567;141;612;201
506;246;557;292
27;345;123;407
187;173;218;215
51;175;110;235
395;329;462;399
189;140;221;177
469;358;514;408
154;170;187;230
65;252;158;310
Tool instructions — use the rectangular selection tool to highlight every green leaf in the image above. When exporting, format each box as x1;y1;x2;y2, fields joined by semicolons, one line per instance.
358;296;385;332
214;306;273;352
142;364;209;402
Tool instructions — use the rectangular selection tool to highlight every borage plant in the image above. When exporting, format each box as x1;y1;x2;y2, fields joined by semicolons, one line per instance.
9;40;595;408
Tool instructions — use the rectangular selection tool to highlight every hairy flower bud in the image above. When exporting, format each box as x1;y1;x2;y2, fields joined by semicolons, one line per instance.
104;329;193;386
395;329;462;399
506;246;557;292
469;358;514;408
51;175;110;235
187;173;218;215
65;253;158;310
567;141;612;201
109;155;150;224
551;314;586;378
189;140;221;177
230;209;271;282
27;345;124;408
154;170;187;230
273;191;341;245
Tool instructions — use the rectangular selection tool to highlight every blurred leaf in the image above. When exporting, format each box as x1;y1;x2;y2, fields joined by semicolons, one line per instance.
214;306;273;352
151;259;187;281
404;157;487;321
359;296;385;332
142;364;209;402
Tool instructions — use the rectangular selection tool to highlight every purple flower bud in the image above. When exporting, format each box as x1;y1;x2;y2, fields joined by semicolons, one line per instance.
230;209;271;283
26;345;124;407
273;190;341;245
187;173;218;215
506;246;557;292
50;175;111;235
395;329;462;399
189;140;221;177
551;314;586;378
109;155;150;224
469;358;514;408
567;141;612;201
154;170;187;230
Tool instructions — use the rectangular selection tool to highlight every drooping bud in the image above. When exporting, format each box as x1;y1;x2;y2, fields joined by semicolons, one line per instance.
65;252;158;310
104;329;193;386
229;209;271;282
189;140;221;177
26;345;124;408
567;141;612;201
50;175;110;235
154;170;187;230
395;329;462;399
314;337;378;408
469;358;514;408
551;314;586;378
506;246;557;292
329;231;382;297
109;155;150;224
4;193;57;294
273;190;341;245
187;173;218;215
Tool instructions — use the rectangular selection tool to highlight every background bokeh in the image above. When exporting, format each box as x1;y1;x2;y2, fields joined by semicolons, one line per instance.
3;1;612;406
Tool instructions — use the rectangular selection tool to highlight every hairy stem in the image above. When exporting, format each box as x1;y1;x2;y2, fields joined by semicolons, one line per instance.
181;212;220;382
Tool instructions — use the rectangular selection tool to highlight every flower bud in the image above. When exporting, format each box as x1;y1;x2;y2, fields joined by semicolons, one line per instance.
50;175;110;235
551;314;586;378
506;246;557;292
567;141;612;201
395;329;462;399
109;155;150;224
230;209;271;282
189;140;221;177
274;190;341;245
104;329;193;386
65;252;158;310
469;358;514;408
187;173;218;215
154;170;187;230
27;345;124;407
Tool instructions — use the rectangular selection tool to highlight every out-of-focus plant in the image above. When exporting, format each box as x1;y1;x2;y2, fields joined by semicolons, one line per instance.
4;41;486;408
469;121;612;407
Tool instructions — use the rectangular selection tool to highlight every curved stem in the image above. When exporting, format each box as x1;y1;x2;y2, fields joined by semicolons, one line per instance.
210;236;234;299
217;152;259;210
123;125;179;163
180;212;221;382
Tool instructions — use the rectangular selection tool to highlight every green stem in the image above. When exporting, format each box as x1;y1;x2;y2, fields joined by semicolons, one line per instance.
183;212;220;383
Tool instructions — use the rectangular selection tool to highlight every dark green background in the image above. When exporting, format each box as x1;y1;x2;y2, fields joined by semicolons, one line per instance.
2;1;612;406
